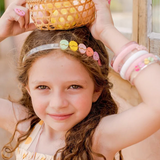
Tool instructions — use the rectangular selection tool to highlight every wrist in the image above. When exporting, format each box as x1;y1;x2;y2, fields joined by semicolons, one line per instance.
99;25;130;55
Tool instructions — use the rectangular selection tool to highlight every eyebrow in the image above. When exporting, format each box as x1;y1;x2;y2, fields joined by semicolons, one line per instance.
31;80;88;85
31;81;49;85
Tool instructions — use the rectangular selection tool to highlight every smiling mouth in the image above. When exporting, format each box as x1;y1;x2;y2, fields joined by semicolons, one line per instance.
48;114;73;120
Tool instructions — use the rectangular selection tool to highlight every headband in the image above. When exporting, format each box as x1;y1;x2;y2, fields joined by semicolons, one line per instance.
23;40;102;66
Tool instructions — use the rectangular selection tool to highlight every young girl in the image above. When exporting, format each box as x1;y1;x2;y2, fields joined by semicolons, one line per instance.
1;0;160;160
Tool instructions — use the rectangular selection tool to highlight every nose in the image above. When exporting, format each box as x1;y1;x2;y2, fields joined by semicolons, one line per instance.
49;91;68;110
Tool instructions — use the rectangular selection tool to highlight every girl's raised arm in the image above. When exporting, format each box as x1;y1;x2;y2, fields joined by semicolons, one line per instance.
0;0;36;42
0;98;30;135
0;0;35;134
90;0;160;155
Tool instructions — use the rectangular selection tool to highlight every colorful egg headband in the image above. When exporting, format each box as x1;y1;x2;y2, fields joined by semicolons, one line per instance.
24;40;102;66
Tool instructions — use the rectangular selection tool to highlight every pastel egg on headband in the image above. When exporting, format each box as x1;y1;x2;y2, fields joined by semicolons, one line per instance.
23;40;102;66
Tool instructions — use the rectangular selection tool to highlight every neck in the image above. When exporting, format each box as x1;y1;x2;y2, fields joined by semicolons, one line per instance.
43;123;66;141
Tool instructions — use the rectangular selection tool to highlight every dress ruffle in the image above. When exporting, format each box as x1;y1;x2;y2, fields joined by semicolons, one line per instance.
15;147;56;160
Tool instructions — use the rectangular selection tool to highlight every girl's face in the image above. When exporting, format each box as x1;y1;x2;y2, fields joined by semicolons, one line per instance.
26;51;101;133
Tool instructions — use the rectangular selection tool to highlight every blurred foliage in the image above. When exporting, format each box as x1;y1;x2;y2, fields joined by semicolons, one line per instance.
110;1;123;12
0;0;5;16
152;0;160;6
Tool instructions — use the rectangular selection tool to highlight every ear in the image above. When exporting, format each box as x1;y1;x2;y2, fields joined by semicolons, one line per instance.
92;89;103;102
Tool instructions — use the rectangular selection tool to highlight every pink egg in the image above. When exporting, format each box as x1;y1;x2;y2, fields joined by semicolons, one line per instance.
79;44;86;54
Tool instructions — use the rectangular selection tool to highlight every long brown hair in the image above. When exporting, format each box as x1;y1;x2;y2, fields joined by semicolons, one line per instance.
2;26;119;160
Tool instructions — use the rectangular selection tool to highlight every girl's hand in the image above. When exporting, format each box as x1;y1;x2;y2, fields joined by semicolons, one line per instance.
0;0;36;41
90;0;114;40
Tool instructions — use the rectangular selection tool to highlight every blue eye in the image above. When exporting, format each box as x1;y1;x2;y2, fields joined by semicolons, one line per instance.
37;85;49;90
70;85;82;89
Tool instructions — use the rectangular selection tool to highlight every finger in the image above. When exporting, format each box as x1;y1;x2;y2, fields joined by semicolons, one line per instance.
18;16;25;28
25;8;30;29
25;23;36;31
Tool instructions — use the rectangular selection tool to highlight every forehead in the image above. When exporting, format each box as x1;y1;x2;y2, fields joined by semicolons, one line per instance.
28;50;93;83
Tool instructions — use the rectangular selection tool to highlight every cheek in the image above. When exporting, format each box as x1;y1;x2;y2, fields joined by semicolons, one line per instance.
73;94;93;115
31;95;48;116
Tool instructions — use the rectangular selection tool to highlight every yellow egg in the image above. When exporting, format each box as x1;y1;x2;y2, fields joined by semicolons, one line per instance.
51;18;56;23
75;14;79;19
47;3;53;9
70;7;76;13
59;17;65;22
65;23;70;28
72;22;76;26
55;2;61;8
53;10;59;16
144;58;150;65
69;41;78;51
57;25;63;29
63;2;71;7
61;9;68;15
67;15;73;21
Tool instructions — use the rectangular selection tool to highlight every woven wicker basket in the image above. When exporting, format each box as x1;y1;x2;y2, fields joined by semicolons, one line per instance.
26;0;95;30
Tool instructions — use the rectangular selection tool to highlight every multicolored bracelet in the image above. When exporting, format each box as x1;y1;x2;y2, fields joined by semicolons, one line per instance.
125;53;155;81
120;50;148;79
110;41;160;85
129;55;159;84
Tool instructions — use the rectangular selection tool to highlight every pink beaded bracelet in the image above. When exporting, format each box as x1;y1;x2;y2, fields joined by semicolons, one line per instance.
115;41;137;56
113;43;139;72
110;41;136;68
